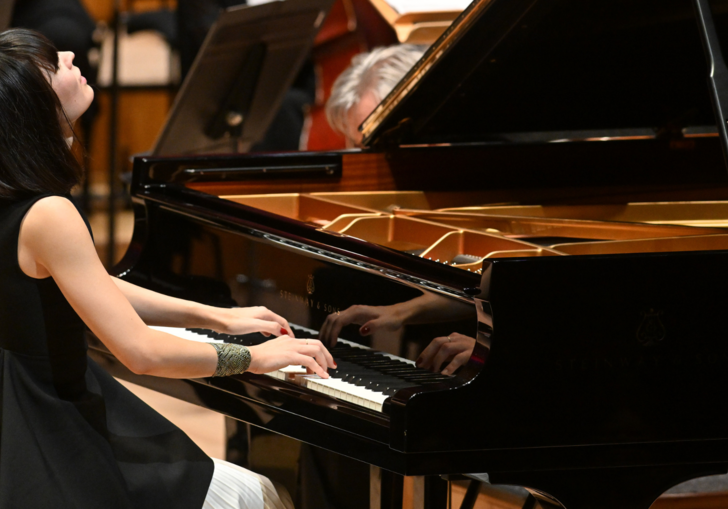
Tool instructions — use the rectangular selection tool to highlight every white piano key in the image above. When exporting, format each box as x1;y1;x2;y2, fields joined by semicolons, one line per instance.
306;376;387;412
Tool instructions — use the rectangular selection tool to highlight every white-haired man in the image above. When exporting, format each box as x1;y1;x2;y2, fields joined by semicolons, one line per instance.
325;44;426;147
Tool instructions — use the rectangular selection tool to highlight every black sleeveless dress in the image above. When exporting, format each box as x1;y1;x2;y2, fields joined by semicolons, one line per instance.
0;194;214;508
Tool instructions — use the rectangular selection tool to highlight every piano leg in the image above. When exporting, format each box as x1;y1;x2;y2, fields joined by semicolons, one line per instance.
458;480;483;509
412;476;448;509
370;466;404;509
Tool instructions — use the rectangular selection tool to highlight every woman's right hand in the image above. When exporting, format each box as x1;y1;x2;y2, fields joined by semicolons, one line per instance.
247;336;336;378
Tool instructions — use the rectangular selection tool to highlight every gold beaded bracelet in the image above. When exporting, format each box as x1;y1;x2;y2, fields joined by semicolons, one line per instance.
208;343;252;377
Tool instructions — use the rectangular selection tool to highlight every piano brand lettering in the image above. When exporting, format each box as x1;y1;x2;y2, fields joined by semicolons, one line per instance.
279;290;340;314
636;308;666;346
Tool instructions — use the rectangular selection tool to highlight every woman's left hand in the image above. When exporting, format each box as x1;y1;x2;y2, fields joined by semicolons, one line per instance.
215;306;294;337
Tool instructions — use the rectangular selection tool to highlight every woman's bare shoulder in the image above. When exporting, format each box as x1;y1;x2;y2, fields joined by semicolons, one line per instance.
28;195;77;215
22;196;91;250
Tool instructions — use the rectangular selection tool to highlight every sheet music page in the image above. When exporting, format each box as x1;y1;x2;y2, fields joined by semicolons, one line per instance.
386;0;472;13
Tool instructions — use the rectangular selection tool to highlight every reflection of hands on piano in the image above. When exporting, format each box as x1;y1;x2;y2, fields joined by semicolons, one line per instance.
319;303;408;347
247;336;335;379
215;306;295;338
319;293;474;347
416;333;476;376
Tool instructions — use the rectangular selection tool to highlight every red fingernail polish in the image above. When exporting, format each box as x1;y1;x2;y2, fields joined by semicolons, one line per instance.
281;328;287;335
361;326;370;334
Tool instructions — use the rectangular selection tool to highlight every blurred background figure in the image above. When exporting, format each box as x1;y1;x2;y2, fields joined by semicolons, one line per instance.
325;43;425;147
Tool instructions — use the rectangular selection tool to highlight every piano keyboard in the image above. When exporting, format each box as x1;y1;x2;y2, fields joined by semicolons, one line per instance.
151;324;451;413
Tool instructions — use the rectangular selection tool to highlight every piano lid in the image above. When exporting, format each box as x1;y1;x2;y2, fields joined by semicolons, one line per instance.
361;0;728;157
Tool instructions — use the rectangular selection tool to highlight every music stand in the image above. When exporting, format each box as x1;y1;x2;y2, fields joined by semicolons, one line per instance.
151;0;333;155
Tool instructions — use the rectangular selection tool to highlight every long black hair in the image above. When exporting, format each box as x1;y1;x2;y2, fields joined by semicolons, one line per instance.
0;29;84;199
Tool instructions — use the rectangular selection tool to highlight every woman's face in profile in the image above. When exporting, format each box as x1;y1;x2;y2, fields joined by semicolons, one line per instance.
50;51;94;125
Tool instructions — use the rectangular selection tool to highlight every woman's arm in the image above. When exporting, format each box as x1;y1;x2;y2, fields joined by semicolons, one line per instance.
111;277;294;337
18;197;332;378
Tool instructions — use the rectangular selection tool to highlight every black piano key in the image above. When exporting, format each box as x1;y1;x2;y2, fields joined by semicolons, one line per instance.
333;351;379;360
367;381;398;392
376;367;423;376
399;375;452;383
356;359;404;369
351;374;394;386
342;371;373;382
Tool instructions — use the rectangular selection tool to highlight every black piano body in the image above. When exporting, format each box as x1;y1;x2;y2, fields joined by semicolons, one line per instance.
89;0;728;507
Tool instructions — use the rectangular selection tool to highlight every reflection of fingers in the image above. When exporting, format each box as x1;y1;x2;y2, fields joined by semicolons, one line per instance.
432;344;456;373
330;324;344;343
318;320;329;344
321;318;338;347
417;350;436;369
441;352;471;376
417;337;446;368
359;320;376;336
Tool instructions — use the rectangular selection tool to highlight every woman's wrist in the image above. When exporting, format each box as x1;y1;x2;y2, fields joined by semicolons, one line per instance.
193;303;230;332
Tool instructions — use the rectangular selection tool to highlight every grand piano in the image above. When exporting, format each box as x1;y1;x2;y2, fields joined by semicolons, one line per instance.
88;0;728;507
